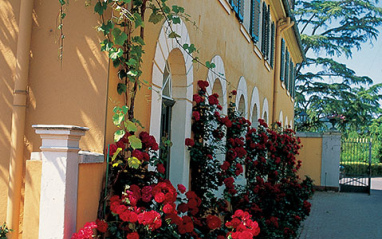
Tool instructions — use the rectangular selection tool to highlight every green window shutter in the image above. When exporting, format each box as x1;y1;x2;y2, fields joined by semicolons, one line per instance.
250;0;260;41
285;50;290;88
238;0;244;22
280;39;285;82
261;2;267;54
231;0;239;15
292;67;296;99
289;59;293;93
270;22;275;68
265;6;270;60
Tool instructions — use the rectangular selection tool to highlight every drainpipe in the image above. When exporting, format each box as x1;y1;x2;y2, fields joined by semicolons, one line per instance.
6;0;34;237
272;17;294;123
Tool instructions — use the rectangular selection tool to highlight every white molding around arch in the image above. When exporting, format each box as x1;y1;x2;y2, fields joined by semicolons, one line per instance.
279;111;283;126
262;98;269;123
206;55;228;115
249;87;260;125
285;116;289;128
235;77;248;119
149;20;193;188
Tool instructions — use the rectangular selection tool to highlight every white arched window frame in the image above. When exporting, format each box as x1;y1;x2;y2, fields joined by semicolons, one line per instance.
249;87;261;128
285;116;289;128
279;111;283;127
262;98;269;124
235;77;249;119
206;55;228;115
149;20;193;188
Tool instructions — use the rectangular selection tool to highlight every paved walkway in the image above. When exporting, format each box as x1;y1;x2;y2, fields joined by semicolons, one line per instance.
298;178;382;239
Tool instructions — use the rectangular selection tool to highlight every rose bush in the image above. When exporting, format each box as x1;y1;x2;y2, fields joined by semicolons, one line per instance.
74;80;312;239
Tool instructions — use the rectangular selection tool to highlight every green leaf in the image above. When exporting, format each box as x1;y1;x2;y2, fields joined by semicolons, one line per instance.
113;113;125;126
94;1;107;15
128;156;142;169
118;70;127;80
109;48;123;60
168;31;180;39
132;36;145;46
122;105;128;114
112;28;128;46
100;39;113;52
110;148;122;162
122;0;131;3
133;13;144;28
114;129;125;142
117;83;127;95
125;120;138;132
128;135;142;149
172;16;181;24
205;61;216;69
149;12;164;24
98;20;114;35
126;58;138;67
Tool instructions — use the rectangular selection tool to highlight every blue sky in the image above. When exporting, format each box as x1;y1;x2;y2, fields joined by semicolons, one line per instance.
336;26;382;86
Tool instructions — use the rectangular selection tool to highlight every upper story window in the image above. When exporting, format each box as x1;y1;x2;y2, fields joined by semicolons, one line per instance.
280;38;286;82
261;2;270;57
250;0;261;42
231;0;244;22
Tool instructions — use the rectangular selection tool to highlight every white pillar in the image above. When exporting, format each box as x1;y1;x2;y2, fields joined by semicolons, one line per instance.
33;125;88;239
321;131;341;189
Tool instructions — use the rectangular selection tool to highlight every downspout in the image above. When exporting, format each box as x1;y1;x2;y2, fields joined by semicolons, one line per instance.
272;17;294;123
6;0;34;237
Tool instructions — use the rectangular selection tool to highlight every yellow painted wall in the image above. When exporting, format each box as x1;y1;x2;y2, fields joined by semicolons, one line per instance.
0;0;21;223
23;160;41;239
76;163;105;231
297;137;322;186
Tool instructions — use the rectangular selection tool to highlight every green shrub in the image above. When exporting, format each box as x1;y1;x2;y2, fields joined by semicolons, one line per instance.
341;161;382;177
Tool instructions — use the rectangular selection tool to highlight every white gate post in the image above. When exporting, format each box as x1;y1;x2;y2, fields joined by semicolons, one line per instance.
33;125;88;239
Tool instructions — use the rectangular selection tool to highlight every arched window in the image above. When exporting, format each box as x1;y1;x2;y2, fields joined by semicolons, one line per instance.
238;95;246;117
250;87;260;128
160;62;176;179
262;98;269;124
150;20;193;188
251;104;259;128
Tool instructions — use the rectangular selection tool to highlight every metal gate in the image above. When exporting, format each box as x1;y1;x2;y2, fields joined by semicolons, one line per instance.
339;138;372;194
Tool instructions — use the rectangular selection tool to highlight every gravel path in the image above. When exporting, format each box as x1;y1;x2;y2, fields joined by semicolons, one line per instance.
298;178;382;239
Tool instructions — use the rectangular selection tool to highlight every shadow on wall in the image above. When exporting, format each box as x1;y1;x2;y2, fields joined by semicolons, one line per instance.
0;0;20;223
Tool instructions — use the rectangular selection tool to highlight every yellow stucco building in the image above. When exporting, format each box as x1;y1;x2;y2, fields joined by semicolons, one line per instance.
0;0;304;237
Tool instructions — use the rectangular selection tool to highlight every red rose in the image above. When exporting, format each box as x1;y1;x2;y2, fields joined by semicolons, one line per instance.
177;184;186;193
192;111;201;121
208;94;219;105
163;203;174;214
193;94;203;104
206;215;221;230
131;150;143;160
109;144;118;156
157;164;165;174
185;138;195;147
221;161;230;171
96;219;108;233
154;192;165;203
126;232;139;239
231;90;237;95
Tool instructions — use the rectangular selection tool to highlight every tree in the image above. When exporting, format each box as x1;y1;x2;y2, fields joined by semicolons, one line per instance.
294;0;382;132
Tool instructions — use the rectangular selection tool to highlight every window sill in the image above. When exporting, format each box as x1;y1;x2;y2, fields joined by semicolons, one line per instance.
240;25;252;43
264;61;271;72
254;45;262;60
218;0;232;14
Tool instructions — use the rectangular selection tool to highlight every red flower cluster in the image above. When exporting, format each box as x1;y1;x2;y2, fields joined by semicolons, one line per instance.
95;219;108;233
152;182;177;204
206;215;222;230
185;138;195;147
71;222;97;239
197;80;209;92
139;131;159;151
137;210;162;231
208;93;219;105
226;210;260;239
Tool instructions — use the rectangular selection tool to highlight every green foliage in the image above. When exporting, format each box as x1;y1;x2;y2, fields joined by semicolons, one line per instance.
294;0;382;132
0;223;12;238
